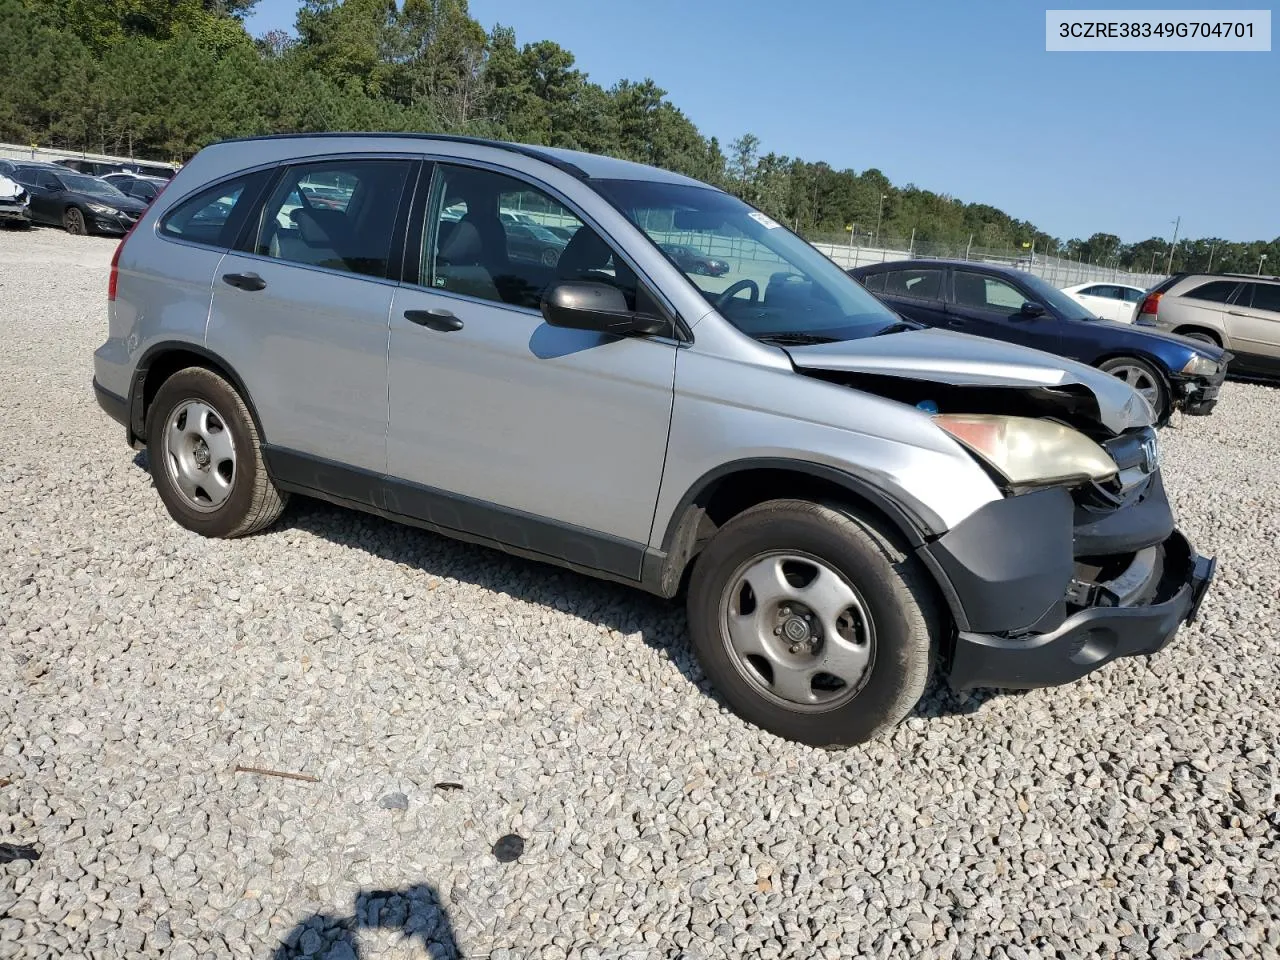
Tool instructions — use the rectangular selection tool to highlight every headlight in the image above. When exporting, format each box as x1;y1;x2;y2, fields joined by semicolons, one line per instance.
87;203;118;215
1181;354;1218;376
934;414;1118;487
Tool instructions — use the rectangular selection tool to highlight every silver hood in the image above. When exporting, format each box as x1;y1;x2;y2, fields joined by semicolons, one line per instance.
784;327;1153;434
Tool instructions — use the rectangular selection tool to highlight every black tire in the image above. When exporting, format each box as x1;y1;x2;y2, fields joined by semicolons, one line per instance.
63;206;88;236
1179;331;1219;347
145;367;287;538
1098;355;1169;423
686;499;942;748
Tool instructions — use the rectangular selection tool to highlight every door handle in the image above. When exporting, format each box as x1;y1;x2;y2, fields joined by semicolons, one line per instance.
1227;310;1248;316
222;272;266;292
404;309;463;332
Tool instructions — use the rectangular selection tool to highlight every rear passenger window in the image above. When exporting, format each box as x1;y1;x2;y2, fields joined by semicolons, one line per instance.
421;164;638;311
1184;281;1238;303
1122;287;1145;302
883;268;942;299
251;159;412;279
1247;283;1280;312
161;177;257;247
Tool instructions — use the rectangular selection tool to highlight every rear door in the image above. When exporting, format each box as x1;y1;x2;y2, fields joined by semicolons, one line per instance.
874;266;948;326
207;156;416;473
1227;282;1280;370
21;170;63;223
944;269;1058;351
1077;284;1124;321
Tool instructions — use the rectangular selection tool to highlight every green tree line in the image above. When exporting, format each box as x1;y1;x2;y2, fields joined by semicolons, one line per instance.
2;0;1275;275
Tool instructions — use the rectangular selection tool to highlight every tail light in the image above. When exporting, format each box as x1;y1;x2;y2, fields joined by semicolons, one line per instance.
1138;292;1162;317
107;217;141;302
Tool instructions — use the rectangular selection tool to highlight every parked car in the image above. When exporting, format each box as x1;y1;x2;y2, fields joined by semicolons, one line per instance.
849;260;1228;422
0;158;62;176
0;172;31;228
1061;281;1147;323
94;134;1214;748
101;172;168;205
7;164;148;235
660;242;730;277
503;221;568;266
1134;273;1280;380
54;157;176;180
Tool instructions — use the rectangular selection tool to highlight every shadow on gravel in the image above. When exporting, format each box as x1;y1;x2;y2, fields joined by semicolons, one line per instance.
271;882;459;959
129;454;1007;729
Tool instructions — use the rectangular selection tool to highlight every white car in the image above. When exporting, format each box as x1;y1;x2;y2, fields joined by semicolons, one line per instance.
1061;282;1148;323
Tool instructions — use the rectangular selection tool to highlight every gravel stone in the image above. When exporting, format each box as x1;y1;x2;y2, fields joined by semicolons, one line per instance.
0;228;1277;959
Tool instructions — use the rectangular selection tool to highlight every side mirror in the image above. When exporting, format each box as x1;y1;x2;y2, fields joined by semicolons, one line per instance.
540;281;667;336
1020;301;1046;318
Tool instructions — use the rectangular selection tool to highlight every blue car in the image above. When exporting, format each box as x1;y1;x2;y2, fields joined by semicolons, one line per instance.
848;260;1229;422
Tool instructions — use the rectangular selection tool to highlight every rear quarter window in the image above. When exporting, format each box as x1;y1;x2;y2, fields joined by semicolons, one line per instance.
160;172;268;249
858;272;886;292
1183;281;1239;304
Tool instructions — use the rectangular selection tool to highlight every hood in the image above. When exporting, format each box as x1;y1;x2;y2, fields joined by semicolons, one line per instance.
784;327;1153;434
69;191;148;214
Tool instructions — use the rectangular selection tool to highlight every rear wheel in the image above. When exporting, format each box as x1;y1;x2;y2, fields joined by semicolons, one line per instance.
1099;356;1169;422
145;367;287;538
63;207;88;236
1179;331;1218;346
686;499;940;747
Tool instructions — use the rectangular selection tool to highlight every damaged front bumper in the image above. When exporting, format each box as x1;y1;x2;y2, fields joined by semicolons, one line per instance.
945;529;1214;690
920;460;1215;691
1172;354;1230;417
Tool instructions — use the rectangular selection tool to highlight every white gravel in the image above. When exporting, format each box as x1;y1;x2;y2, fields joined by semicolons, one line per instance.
1;226;1278;960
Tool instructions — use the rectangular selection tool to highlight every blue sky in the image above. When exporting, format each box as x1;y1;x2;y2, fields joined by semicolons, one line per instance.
244;0;1278;243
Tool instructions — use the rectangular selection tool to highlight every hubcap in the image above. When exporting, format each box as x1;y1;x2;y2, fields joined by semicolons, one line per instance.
1109;364;1160;408
162;400;237;512
719;552;875;711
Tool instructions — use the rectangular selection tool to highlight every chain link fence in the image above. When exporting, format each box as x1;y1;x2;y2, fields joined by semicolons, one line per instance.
812;233;1166;290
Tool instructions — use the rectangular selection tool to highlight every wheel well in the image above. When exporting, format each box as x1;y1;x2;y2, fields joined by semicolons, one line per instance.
657;466;924;598
131;347;260;443
1171;325;1222;346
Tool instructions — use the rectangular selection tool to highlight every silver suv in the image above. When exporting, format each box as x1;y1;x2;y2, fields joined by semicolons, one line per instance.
94;135;1214;747
1136;272;1280;379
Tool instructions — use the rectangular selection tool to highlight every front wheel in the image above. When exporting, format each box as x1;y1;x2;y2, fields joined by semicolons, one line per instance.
686;500;941;747
1098;356;1169;422
63;207;88;235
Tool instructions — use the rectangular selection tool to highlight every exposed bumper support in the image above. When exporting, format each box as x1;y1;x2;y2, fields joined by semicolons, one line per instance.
947;529;1214;690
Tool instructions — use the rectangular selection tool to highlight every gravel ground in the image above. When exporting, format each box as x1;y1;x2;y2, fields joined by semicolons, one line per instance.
1;226;1278;960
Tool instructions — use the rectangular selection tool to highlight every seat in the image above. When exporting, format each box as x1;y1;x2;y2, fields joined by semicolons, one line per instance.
954;273;988;308
556;228;638;309
435;219;501;302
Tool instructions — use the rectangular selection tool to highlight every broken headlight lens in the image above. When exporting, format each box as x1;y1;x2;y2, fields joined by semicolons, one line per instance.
934;414;1118;487
1181;354;1218;376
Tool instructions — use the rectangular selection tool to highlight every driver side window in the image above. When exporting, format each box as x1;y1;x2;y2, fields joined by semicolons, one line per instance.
954;272;1027;311
422;164;637;311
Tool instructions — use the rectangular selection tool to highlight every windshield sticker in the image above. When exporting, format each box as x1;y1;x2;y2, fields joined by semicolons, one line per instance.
748;211;781;230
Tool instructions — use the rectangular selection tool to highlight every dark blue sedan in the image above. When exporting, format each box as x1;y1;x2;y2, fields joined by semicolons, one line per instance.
848;260;1229;421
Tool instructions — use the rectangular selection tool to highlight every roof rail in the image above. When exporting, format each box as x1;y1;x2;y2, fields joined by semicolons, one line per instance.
213;132;591;180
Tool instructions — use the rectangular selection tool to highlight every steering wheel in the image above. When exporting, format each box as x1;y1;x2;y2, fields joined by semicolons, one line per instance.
715;278;760;311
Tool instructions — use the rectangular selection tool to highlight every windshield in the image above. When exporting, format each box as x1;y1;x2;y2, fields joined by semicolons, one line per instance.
593;179;901;341
61;174;128;199
1019;271;1097;321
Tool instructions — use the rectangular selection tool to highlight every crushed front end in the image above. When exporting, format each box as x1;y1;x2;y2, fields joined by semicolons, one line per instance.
923;425;1215;690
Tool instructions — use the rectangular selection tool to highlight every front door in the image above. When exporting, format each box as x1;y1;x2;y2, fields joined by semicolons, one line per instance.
207;157;415;473
386;161;677;570
945;269;1058;352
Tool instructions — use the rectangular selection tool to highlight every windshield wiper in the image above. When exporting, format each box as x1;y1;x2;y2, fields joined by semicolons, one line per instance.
755;332;841;346
872;321;921;336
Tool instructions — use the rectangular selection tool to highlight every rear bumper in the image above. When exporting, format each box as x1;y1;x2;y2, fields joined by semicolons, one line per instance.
93;377;129;428
947;529;1214;690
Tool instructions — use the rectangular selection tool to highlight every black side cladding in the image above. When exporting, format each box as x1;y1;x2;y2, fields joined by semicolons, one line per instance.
923;487;1074;634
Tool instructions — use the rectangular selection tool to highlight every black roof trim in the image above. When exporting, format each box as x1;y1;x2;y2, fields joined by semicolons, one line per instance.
213;132;591;180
